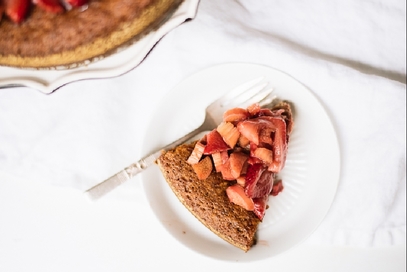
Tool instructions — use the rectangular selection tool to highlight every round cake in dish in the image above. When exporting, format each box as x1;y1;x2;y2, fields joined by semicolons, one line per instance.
0;0;184;68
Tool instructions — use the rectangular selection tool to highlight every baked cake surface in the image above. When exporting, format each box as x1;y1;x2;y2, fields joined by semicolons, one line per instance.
0;0;183;68
157;141;261;252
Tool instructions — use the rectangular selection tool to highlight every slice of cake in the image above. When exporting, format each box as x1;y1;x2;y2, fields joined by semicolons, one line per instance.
0;0;184;68
157;101;293;252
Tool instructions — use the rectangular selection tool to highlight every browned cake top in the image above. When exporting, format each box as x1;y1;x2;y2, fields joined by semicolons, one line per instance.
0;0;182;67
157;142;261;252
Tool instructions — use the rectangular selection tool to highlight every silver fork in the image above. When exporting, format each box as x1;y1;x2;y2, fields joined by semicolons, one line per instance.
85;77;275;200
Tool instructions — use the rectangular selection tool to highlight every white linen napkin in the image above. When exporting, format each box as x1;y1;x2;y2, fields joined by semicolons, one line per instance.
0;0;405;247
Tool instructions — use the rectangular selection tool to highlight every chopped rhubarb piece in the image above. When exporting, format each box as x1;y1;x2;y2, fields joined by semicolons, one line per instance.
247;103;261;116
229;151;249;179
253;196;269;220
236;175;246;187
212;151;229;172
217;122;240;148
191;156;213;180
263;116;287;172
203;129;230;155
64;0;88;7
187;141;206;165
271;179;284;196
223;107;249;122
244;163;265;198
253;147;273;165
3;0;30;23
33;0;64;13
220;160;235;180
238;134;250;148
226;184;254;211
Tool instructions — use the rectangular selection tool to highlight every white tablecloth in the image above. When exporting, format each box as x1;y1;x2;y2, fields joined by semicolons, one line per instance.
0;0;405;271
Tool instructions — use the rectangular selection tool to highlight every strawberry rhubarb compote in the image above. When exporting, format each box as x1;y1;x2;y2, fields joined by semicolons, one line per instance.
187;102;294;220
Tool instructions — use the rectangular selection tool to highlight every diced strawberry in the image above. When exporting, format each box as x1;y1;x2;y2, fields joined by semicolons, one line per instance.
271;179;284;196
253;196;269;220
64;0;88;7
251;170;274;198
253;147;273;165
33;0;64;13
223;107;249;122
229;151;249;179
226;184;254;211
236;175;246;187
244;163;265;198
3;0;30;23
217;122;240;148
259;126;274;145
191;156;213;180
247;103;260;116
203;129;230;155
187;141;206;165
247;156;263;165
237;119;260;145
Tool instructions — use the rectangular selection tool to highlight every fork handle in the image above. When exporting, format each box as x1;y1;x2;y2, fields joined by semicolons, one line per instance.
84;126;205;201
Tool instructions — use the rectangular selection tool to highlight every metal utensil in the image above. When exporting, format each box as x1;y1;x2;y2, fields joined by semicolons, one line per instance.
85;77;275;200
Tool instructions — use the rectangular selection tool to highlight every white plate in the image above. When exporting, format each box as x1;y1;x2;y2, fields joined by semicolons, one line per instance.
139;63;340;262
0;0;199;94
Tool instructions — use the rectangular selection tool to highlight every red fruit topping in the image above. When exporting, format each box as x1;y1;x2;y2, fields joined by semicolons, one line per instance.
237;119;260;145
236;175;246;187
271;179;284;196
226;184;254;211
186;101;293;220
244;163;265;198
223;107;249;122
203;129;230;155
238;134;250;148
211;151;229;172
187;141;206;165
191;156;213;180
220;159;235;180
253;196;269;220
247;103;261;116
64;0;88;7
3;0;30;23
33;0;64;13
253;147;273;165
229;151;248;179
264;116;287;172
0;5;4;22
258;108;273;116
251;170;274;198
217;122;240;148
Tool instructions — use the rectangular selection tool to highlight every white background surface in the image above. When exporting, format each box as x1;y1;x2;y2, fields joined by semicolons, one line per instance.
0;171;405;271
0;0;405;271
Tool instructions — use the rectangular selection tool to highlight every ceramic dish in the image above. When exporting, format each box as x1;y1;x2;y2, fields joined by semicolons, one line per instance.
140;63;340;262
0;0;199;94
